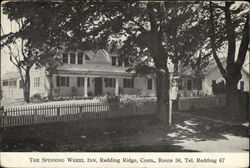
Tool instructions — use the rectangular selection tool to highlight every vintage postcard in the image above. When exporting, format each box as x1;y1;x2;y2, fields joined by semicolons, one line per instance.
0;0;249;167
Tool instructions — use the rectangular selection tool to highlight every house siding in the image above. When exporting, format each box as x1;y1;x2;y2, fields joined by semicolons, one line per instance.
202;64;249;95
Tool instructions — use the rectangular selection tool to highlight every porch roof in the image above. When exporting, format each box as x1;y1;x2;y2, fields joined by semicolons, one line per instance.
55;69;133;78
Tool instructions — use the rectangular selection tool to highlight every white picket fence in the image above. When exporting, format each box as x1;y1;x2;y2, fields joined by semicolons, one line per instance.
0;100;157;128
178;95;226;111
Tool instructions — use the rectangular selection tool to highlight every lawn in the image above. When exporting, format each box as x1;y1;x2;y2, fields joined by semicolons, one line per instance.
1;112;249;152
179;107;249;124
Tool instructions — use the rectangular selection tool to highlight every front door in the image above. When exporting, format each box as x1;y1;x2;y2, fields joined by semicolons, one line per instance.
94;78;102;96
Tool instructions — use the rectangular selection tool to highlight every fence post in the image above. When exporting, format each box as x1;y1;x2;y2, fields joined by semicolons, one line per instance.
3;110;7;127
34;108;38;124
57;107;60;121
216;96;219;107
79;105;83;119
0;106;7;127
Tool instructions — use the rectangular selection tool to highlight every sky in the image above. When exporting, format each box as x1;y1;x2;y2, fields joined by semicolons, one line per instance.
1;4;18;77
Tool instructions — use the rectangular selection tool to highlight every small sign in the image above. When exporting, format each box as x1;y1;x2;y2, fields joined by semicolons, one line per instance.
171;85;178;100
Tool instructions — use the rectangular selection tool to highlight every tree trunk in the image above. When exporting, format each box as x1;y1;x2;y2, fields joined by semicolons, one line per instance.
48;73;53;100
156;69;170;123
225;75;240;116
23;69;31;103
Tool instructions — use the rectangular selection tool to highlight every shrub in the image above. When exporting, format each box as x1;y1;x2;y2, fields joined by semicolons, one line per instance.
106;95;120;103
88;92;93;97
212;81;226;95
31;93;42;101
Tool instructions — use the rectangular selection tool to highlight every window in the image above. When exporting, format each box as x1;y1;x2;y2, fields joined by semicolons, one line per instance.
88;78;90;87
77;77;89;87
56;76;69;87
187;79;192;90
85;54;90;60
78;53;83;64
178;79;182;90
123;78;134;88
117;57;123;66
111;57;117;66
197;78;202;90
240;81;244;91
70;53;76;64
61;77;66;86
63;53;68;63
9;80;17;87
56;76;60;87
105;78;115;88
19;80;23;88
2;80;8;86
77;77;84;87
34;77;40;87
193;78;202;90
147;79;153;90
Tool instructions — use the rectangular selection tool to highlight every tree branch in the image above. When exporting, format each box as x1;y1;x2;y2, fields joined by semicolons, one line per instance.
225;2;236;68
209;2;227;78
235;15;249;69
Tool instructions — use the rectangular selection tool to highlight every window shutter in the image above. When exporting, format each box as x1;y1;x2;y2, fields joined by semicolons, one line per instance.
77;77;80;87
56;76;60;87
66;77;70;87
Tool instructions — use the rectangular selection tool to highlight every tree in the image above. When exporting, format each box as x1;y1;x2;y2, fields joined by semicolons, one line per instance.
61;1;208;122
35;48;62;100
1;1;210;123
208;2;249;112
1;2;67;102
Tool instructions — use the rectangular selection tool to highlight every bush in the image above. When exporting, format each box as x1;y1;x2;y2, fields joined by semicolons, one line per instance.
106;95;120;103
31;93;42;101
212;81;226;95
88;92;93;97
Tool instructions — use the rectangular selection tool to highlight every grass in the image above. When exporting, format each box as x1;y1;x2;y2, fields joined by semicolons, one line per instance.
179;107;249;123
1;112;249;152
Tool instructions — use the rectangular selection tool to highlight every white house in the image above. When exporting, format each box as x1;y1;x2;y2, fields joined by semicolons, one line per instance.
202;60;249;95
1;49;156;100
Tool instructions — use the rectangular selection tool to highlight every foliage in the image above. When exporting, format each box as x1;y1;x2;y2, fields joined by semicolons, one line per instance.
106;95;120;103
1;2;70;102
204;1;249;112
207;2;249;88
30;93;42;101
212;81;226;95
0;89;3;100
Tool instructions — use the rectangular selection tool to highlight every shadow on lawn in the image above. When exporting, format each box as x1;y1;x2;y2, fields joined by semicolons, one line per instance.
0;113;248;152
171;113;249;141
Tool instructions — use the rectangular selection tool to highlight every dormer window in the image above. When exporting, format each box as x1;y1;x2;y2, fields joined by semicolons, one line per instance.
111;56;116;66
70;53;76;64
78;53;83;64
63;53;68;64
117;57;123;66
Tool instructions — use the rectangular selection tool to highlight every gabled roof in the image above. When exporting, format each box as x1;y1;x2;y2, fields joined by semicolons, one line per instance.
1;71;20;80
205;59;250;77
242;68;250;77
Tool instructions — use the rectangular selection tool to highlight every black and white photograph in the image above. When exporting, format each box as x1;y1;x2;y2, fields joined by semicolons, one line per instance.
0;0;249;167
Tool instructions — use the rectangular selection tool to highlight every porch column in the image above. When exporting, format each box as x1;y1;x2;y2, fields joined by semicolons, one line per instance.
115;78;119;96
67;54;70;64
84;77;88;97
75;52;78;64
